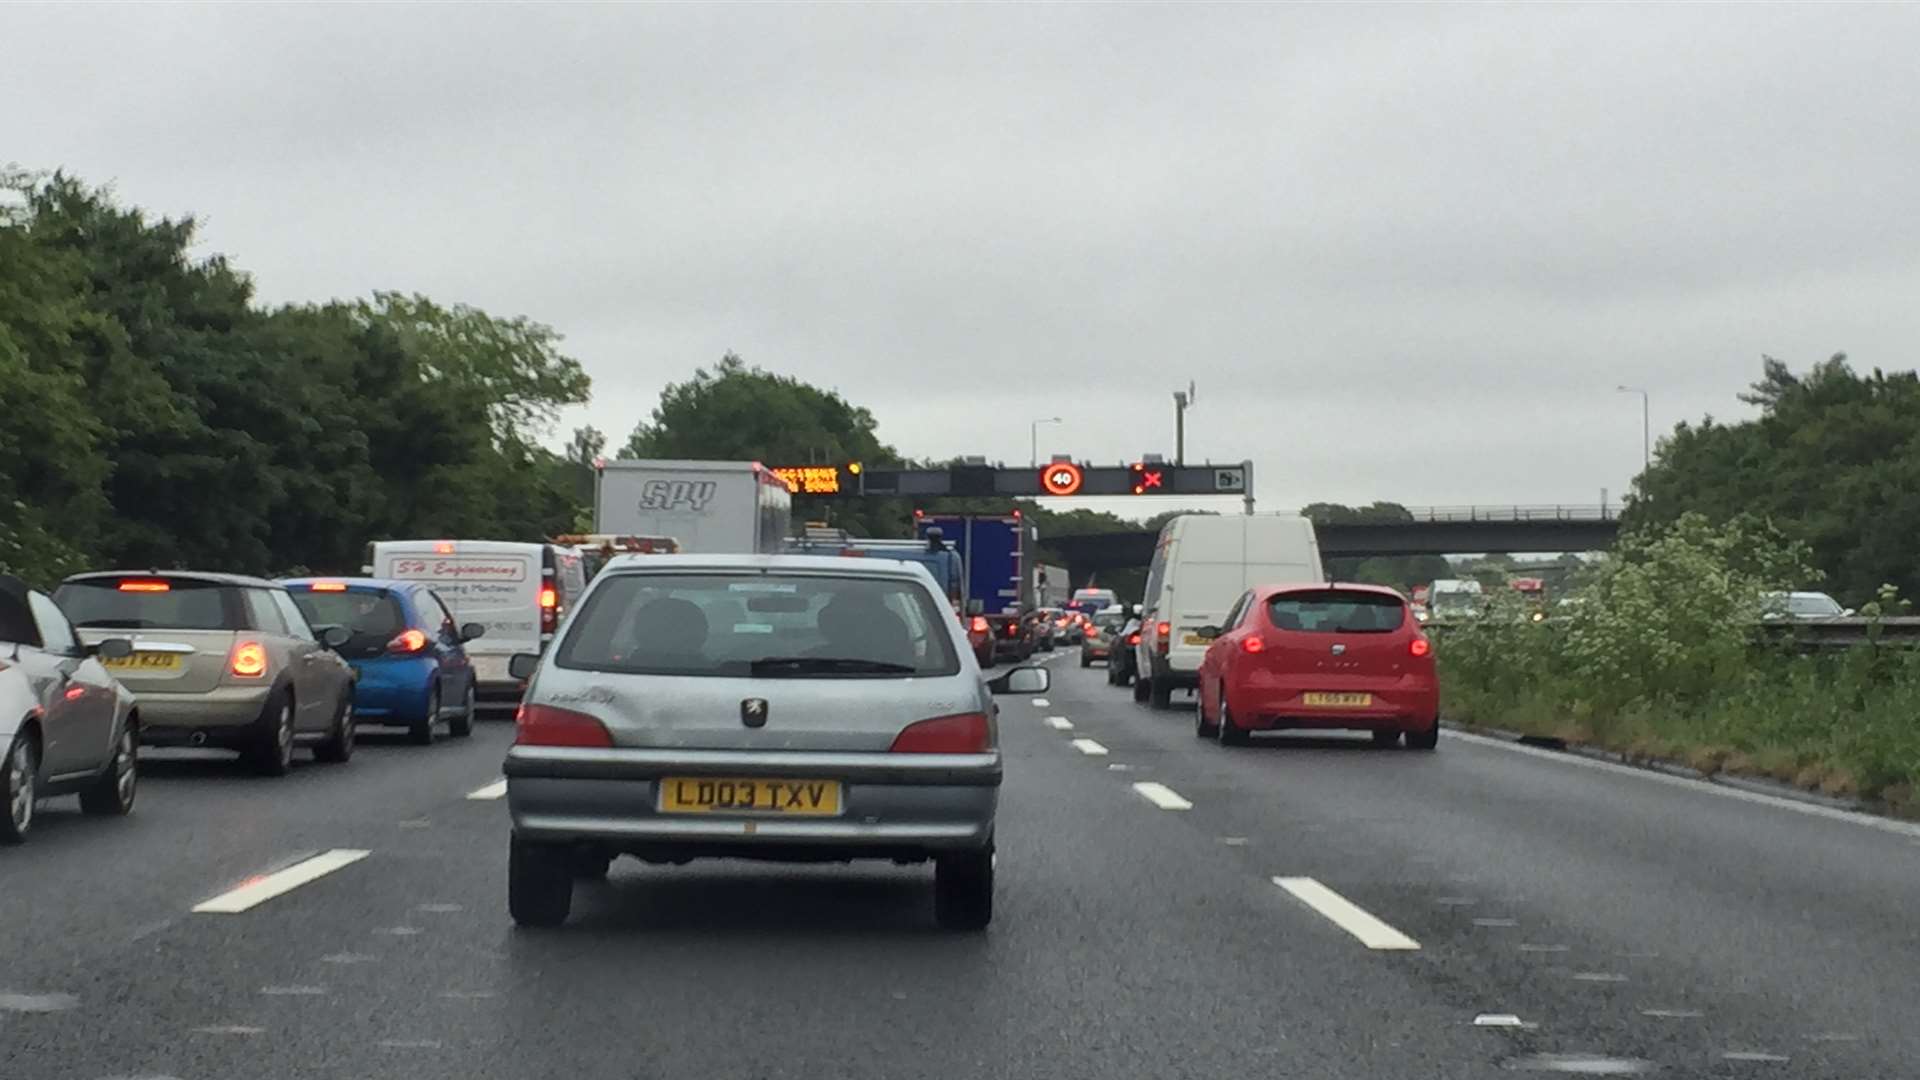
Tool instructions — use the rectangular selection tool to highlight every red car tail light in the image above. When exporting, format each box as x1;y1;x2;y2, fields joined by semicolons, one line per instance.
1410;636;1433;658
309;581;347;592
388;629;430;654
1241;636;1266;654
889;713;991;753
970;616;989;634
229;641;269;678
118;579;170;593
515;703;613;747
539;585;559;634
1157;620;1171;654
1128;632;1141;645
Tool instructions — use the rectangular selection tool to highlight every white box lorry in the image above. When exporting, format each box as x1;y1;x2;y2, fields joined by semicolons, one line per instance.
593;459;794;555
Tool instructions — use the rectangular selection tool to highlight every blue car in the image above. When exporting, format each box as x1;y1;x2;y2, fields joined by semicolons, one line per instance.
281;578;483;745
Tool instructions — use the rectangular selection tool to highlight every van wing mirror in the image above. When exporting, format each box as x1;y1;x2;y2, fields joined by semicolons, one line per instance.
1196;625;1221;640
988;666;1049;695
319;625;352;649
459;622;486;643
90;637;134;660
507;653;541;680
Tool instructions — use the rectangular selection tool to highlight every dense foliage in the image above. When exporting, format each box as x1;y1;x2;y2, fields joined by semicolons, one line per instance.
1628;354;1920;605
1442;514;1919;810
1300;502;1453;589
0;172;589;584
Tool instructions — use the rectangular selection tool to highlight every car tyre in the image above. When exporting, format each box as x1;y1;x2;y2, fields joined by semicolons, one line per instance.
409;686;438;746
2;732;38;845
1217;696;1251;747
1406;723;1440;751
1079;651;1091;669
1194;688;1218;738
1133;676;1151;703
314;695;356;763
448;681;476;738
1149;677;1173;710
249;691;297;777
934;848;993;931
79;723;138;815
509;835;573;928
1371;729;1403;749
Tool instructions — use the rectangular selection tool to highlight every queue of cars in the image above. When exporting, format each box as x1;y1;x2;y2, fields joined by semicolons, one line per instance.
1074;514;1442;752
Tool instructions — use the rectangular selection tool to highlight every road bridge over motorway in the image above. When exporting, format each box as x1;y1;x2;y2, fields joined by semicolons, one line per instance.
1045;506;1622;578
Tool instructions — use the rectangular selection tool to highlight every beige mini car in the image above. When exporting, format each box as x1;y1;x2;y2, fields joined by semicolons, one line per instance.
57;571;357;776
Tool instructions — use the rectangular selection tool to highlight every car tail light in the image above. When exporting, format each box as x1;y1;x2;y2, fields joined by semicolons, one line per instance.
1003;622;1020;638
1242;636;1265;654
970;616;989;635
309;581;347;592
1086;628;1100;640
1128;632;1141;645
388;629;429;654
539;585;559;634
1410;636;1432;658
515;703;613;748
118;580;170;593
229;641;269;678
435;541;455;555
889;712;991;753
1157;620;1171;654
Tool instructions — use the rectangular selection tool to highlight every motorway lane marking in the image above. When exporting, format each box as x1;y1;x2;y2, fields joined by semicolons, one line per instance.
1519;943;1570;953
1571;972;1628;983
1069;738;1109;756
0;992;79;1013
1045;716;1075;730
258;986;327;996
1474;1014;1533;1029
1272;877;1421;951
1449;729;1920;839
1473;917;1519;927
191;1025;264;1036
416;903;464;913
1641;1009;1704;1019
1032;698;1051;707
1131;781;1193;810
192;849;371;914
465;778;507;800
1722;1051;1790;1063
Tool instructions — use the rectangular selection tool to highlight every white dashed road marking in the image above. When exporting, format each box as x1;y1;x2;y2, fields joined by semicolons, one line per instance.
1031;698;1051;707
1069;738;1109;756
1272;877;1421;951
1045;716;1074;730
192;849;371;914
1722;1051;1789;1063
1131;781;1193;810
1473;1014;1530;1028
465;779;507;800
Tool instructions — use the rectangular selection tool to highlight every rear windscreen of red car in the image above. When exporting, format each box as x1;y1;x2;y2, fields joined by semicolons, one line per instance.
1267;590;1407;634
56;579;236;631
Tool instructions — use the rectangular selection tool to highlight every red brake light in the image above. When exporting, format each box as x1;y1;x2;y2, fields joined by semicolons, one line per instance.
435;542;455;555
1242;636;1265;654
229;641;269;678
1157;620;1171;637
515;703;613;748
388;629;429;654
889;713;991;754
118;580;170;593
309;581;347;592
539;586;558;609
1410;637;1432;658
539;585;560;634
1128;632;1141;645
970;616;989;634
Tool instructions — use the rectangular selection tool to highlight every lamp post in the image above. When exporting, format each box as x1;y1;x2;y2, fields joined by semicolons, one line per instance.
1030;417;1062;468
1615;385;1649;472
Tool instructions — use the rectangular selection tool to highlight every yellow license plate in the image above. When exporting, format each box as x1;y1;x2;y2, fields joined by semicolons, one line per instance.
105;652;183;673
1183;634;1214;646
1303;692;1373;708
659;777;841;816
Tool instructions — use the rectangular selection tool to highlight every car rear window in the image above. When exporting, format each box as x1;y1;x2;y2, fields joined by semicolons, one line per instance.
290;589;408;637
556;572;961;678
56;578;240;631
1266;590;1407;634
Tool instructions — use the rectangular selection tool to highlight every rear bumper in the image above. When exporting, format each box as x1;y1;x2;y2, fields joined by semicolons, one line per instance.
136;687;274;743
1228;682;1439;732
350;658;435;720
1081;642;1112;659
505;746;1000;856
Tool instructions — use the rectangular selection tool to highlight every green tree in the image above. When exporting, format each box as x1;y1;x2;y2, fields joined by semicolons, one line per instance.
1301;502;1452;589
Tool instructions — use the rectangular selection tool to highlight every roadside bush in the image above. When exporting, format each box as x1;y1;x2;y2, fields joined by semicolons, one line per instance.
1439;514;1920;811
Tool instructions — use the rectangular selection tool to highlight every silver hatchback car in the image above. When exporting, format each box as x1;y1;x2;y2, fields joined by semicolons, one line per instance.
503;554;1047;930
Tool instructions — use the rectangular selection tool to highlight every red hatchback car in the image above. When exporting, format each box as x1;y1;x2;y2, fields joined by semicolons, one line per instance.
1195;584;1439;749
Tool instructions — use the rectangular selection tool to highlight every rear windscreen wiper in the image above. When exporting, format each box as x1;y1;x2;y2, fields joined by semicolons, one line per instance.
749;656;918;676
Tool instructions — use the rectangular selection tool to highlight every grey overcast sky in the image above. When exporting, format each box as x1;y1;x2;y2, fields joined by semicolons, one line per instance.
7;3;1918;520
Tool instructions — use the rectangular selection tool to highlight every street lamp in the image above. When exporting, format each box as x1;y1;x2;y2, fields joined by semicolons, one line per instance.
1030;417;1062;467
1615;385;1650;472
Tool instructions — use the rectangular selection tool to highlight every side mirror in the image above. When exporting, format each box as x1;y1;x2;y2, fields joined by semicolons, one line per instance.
460;622;487;643
1842;608;1856;617
320;625;352;649
1196;625;1221;640
507;653;541;680
90;638;134;660
987;666;1050;695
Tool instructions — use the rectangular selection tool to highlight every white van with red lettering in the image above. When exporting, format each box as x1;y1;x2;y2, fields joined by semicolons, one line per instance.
367;540;587;708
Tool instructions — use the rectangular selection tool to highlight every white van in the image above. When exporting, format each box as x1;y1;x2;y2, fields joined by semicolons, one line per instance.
1133;515;1325;709
367;540;588;707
